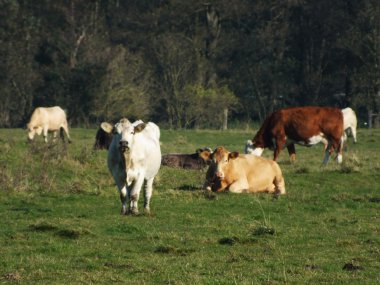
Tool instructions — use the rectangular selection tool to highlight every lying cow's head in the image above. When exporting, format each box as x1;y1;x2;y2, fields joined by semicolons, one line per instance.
210;146;240;180
102;118;146;153
244;139;264;156
201;146;239;192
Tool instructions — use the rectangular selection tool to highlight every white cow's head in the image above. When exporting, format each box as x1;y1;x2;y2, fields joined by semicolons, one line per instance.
102;118;146;153
244;139;264;156
27;123;43;141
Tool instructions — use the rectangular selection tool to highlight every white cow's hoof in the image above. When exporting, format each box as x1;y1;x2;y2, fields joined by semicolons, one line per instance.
144;208;151;215
129;208;139;216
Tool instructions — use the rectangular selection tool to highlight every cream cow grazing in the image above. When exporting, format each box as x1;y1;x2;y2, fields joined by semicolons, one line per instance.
27;106;71;143
201;146;285;196
103;118;161;215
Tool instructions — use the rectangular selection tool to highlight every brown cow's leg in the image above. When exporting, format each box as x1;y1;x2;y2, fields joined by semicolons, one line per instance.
274;138;285;161
287;144;296;163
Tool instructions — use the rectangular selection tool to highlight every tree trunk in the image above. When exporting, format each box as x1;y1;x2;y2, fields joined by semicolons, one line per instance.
222;107;228;130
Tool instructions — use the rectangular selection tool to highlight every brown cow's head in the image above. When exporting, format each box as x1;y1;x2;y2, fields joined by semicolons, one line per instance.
202;146;240;192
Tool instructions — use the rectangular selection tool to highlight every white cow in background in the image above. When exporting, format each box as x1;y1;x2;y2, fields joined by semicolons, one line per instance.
321;107;358;150
103;118;161;215
342;107;357;143
27;106;71;143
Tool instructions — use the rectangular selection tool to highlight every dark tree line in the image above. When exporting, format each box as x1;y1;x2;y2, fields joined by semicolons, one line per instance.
1;0;379;128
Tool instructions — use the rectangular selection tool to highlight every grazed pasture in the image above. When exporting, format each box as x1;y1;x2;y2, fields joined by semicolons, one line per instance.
0;128;380;284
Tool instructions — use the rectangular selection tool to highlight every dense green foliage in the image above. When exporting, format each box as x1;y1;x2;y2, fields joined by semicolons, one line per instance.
0;127;380;284
1;0;380;128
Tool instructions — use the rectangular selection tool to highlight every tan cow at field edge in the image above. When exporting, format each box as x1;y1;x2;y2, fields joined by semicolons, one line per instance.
27;106;71;143
201;146;285;196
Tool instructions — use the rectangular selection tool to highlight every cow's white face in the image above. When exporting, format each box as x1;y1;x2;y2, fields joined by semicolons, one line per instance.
244;140;264;156
27;125;42;141
113;119;133;153
113;118;146;153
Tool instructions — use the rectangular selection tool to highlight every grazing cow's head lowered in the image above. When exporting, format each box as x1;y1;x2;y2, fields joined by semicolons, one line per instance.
244;106;344;164
27;106;71;143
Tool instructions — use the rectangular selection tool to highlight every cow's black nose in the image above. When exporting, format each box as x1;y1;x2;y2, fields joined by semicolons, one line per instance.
119;141;128;148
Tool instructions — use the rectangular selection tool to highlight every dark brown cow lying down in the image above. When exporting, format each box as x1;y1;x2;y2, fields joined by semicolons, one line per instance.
161;148;212;170
93;122;114;150
245;106;344;164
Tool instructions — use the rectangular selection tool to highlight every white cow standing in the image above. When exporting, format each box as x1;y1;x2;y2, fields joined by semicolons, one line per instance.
27;106;71;143
342;107;357;143
103;118;161;215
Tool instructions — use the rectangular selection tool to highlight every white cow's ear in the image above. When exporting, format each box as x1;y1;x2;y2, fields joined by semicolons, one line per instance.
100;122;114;134
134;123;146;133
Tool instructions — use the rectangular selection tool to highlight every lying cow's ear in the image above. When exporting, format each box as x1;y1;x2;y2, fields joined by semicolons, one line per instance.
100;122;114;134
134;123;146;133
229;152;239;160
198;150;212;162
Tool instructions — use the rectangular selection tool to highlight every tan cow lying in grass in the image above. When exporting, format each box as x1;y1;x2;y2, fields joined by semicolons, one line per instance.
200;146;285;196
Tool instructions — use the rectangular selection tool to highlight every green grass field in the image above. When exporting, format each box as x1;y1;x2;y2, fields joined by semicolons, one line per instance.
1;127;380;284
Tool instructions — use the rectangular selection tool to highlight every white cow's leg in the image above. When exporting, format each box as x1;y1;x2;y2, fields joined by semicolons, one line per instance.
144;178;154;214
129;175;144;215
336;137;344;164
43;127;49;143
119;185;128;215
352;127;357;143
52;131;58;142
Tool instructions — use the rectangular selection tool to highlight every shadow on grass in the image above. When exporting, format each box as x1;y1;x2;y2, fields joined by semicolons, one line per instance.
154;245;195;256
29;222;57;232
177;184;201;191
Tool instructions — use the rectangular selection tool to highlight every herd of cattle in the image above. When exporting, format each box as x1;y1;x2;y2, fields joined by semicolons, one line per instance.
26;105;357;215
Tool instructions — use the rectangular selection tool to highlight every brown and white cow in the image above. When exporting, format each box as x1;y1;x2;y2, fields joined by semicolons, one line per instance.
321;107;358;149
245;106;344;164
201;146;285;196
27;106;71;143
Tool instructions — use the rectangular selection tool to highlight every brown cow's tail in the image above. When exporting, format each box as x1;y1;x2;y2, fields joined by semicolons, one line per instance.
273;162;286;196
